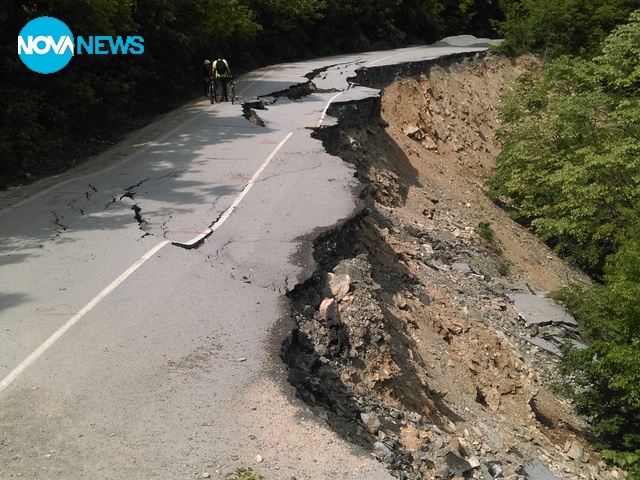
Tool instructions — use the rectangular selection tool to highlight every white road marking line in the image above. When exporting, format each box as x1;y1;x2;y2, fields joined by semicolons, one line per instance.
173;132;294;248
367;55;394;66
1;132;295;391
0;240;170;394
211;132;293;231
317;92;344;128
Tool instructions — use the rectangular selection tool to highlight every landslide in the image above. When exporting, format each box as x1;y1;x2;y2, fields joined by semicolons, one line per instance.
282;52;623;479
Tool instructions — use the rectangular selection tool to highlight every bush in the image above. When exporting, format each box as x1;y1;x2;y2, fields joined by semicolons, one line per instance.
475;222;495;242
558;228;640;472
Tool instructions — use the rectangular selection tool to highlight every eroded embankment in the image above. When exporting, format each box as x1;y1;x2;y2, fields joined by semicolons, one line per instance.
281;52;620;480
280;79;480;477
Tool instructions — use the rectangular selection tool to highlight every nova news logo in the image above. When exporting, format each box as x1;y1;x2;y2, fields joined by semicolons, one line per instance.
18;16;144;74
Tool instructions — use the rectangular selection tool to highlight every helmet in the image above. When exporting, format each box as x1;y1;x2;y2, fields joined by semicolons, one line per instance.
204;59;211;65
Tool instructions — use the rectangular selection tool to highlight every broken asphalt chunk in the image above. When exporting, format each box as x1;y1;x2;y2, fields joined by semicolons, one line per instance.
508;293;577;327
522;337;563;357
518;459;563;480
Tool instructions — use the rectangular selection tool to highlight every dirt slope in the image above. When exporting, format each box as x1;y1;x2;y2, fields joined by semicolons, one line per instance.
283;52;624;479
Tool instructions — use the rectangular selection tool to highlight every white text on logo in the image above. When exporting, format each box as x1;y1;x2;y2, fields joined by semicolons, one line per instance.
18;35;74;55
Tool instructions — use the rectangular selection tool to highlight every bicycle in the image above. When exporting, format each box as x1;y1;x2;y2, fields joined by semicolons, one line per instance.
229;78;235;104
208;77;219;104
208;76;234;105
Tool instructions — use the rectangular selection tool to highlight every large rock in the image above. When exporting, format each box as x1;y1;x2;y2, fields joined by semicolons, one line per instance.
319;298;339;320
327;272;351;301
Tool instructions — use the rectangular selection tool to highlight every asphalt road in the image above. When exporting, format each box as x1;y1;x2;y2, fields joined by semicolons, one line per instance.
0;43;488;479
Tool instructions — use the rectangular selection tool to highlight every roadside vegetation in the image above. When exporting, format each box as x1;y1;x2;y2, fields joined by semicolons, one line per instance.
487;7;640;476
232;467;269;480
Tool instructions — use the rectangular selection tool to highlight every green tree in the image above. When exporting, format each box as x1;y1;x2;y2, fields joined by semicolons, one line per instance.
246;0;325;60
440;0;503;38
558;223;640;473
132;0;260;99
392;0;446;43
488;9;640;274
490;11;640;473
497;0;640;58
312;0;403;53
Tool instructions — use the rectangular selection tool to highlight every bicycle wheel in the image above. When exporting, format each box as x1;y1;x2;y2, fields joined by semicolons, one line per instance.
209;80;215;105
230;82;235;105
213;79;221;103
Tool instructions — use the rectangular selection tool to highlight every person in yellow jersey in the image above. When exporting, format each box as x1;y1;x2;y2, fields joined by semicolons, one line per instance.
212;54;232;101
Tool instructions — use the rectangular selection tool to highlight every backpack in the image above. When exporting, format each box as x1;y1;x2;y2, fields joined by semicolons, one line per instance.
215;59;227;75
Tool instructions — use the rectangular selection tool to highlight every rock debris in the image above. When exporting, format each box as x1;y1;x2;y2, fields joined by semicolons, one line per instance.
283;52;620;480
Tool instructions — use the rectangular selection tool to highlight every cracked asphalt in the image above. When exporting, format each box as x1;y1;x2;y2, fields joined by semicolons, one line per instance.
0;44;488;479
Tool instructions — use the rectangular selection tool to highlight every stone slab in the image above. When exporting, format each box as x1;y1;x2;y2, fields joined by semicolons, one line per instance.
508;293;578;327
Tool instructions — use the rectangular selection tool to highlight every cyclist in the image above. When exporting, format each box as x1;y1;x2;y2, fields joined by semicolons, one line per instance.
203;59;212;97
212;54;232;102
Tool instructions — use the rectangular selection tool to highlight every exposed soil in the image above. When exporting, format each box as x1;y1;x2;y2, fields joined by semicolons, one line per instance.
282;52;624;479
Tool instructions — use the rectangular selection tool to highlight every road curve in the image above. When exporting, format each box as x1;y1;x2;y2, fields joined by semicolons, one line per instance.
0;43;487;479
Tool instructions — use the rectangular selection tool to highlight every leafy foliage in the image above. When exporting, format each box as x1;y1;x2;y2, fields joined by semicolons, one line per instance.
602;450;640;478
557;225;640;473
475;222;495;242
232;467;269;480
496;0;640;59
488;10;640;275
491;10;640;475
441;0;503;38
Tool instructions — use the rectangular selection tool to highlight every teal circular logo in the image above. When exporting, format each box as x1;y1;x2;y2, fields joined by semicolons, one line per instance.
18;17;74;74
